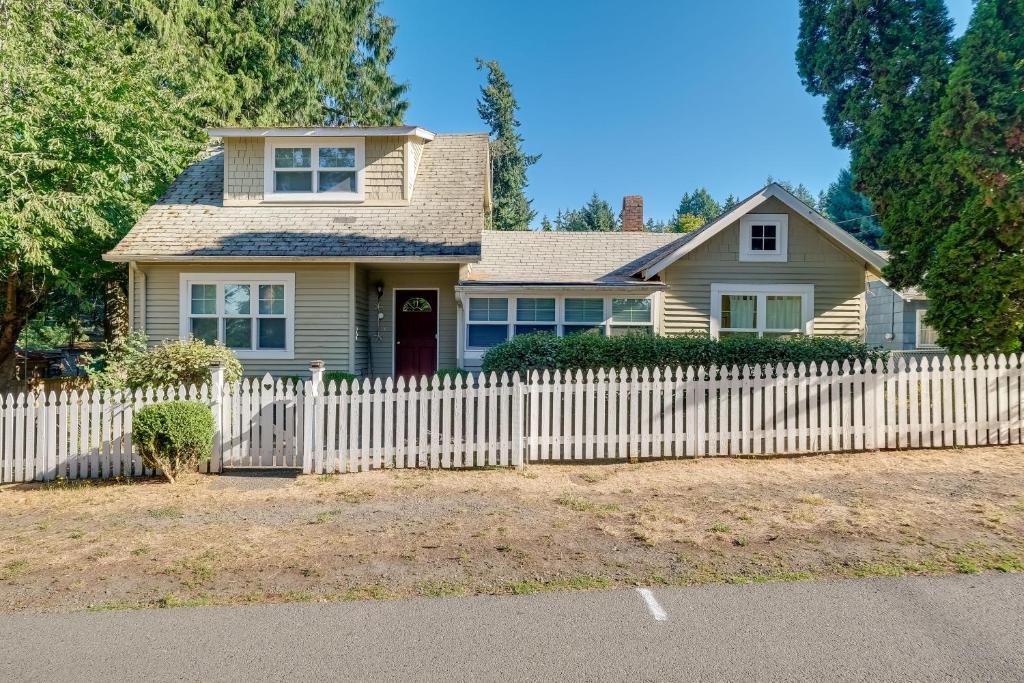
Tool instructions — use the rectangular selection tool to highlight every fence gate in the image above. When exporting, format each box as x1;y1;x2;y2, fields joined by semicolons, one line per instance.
218;374;303;468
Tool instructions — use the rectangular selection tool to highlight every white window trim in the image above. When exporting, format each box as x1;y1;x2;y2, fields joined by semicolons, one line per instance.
915;308;942;349
739;214;788;262
179;273;295;359
462;293;658;359
710;283;814;339
263;137;365;202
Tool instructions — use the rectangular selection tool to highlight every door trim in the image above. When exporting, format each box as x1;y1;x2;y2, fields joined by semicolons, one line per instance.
392;287;440;377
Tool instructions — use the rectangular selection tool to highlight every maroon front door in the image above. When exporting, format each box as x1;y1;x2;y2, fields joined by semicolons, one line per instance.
394;290;438;378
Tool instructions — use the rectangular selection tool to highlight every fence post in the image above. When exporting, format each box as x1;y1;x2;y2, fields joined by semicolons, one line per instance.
303;361;324;474
511;372;525;471
208;361;225;473
864;359;882;451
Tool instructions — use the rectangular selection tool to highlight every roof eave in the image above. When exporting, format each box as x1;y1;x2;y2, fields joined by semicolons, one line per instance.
104;253;478;264
207;126;436;142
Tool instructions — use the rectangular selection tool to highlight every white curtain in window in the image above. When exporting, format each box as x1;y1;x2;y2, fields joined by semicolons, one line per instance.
766;296;802;330
726;295;756;328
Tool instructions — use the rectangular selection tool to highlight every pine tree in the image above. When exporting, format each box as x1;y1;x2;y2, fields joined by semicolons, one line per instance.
540;216;553;232
555;194;618;231
674;188;721;228
721;194;740;212
766;176;819;210
821;168;883;248
476;59;540;230
919;0;1024;353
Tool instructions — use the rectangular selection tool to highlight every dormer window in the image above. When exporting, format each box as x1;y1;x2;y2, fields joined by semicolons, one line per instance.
265;138;364;201
739;214;788;262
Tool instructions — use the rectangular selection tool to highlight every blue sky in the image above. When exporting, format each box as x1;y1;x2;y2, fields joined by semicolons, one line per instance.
382;0;975;227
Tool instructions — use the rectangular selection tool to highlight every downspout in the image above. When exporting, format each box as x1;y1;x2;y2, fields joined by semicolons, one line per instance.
129;263;145;334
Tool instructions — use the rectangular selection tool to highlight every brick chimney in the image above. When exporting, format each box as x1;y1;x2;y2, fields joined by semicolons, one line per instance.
622;195;644;232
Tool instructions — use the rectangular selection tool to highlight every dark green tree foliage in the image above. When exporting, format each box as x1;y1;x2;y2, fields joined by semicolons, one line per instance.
674;187;721;227
821;167;883;248
116;0;409;126
476;59;540;230
766;176;820;210
796;0;955;288
721;194;740;212
0;0;203;389
921;0;1024;353
555;194;619;231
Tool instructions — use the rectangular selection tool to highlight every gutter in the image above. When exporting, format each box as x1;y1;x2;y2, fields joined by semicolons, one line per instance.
103;254;480;265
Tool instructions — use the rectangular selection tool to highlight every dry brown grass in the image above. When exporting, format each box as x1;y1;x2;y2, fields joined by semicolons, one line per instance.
2;446;1024;612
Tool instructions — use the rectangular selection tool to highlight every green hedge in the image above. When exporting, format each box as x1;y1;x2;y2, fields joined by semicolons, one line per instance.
133;401;214;483
480;332;887;376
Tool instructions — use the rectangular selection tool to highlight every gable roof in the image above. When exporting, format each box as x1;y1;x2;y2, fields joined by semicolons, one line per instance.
635;183;888;278
104;133;488;262
460;231;679;288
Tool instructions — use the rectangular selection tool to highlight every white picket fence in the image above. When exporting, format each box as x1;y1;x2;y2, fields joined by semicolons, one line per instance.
1;354;1023;483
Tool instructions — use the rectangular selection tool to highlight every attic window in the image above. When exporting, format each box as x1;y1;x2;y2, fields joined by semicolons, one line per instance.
739;214;788;262
265;138;365;201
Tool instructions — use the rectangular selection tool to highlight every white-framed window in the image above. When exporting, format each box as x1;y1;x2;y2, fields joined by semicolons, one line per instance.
710;283;813;339
610;298;654;336
563;298;606;336
264;138;365;201
515;297;557;336
466;297;509;350
739;214;788;262
179;273;295;359
916;308;941;349
462;293;659;354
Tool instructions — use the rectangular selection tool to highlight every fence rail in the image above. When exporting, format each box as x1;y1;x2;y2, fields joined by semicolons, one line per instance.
1;354;1022;483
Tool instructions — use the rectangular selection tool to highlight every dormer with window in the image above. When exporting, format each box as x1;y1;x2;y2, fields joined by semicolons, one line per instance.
212;126;434;206
739;214;788;262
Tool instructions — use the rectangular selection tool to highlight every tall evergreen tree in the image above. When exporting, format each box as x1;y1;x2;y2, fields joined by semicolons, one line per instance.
920;0;1024;353
674;188;721;228
102;0;408;127
476;59;540;230
721;194;740;212
766;176;820;210
555;194;618;231
821;168;883;248
796;0;955;287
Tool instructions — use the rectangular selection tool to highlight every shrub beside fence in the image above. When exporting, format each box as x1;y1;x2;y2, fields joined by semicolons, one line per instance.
1;354;1022;483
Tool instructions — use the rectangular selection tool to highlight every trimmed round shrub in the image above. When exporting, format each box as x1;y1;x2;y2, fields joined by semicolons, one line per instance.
481;332;887;376
133;401;215;483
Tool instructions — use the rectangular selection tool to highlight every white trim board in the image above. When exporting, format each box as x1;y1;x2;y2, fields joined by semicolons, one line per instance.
640;183;888;279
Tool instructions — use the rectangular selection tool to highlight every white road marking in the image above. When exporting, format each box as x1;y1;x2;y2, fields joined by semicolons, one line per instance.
636;587;668;621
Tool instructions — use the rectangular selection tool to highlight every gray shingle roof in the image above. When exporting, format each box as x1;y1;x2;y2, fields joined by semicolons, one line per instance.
461;231;680;287
105;134;488;260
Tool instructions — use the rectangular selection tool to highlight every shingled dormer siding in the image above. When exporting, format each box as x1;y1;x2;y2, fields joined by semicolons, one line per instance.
222;136;412;204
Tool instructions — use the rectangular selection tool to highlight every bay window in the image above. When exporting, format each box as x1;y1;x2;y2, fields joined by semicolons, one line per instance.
265;138;364;201
180;274;295;358
710;284;813;339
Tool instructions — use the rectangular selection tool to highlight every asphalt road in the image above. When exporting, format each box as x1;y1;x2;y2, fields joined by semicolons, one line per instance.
3;574;1023;682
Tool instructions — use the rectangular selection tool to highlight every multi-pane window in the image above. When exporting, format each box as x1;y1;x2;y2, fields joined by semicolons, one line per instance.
515;298;556;335
740;215;788;262
467;298;509;349
749;224;777;252
183;275;293;356
563;298;605;336
464;295;657;353
267;140;362;198
610;298;653;337
712;284;812;339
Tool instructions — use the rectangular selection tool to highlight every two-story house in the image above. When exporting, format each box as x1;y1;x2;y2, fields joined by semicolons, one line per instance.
105;125;888;377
